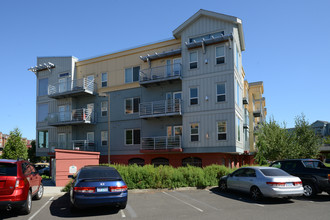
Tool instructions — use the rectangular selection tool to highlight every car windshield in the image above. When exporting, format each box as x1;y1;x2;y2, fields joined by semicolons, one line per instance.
0;163;17;176
260;168;290;176
79;167;122;180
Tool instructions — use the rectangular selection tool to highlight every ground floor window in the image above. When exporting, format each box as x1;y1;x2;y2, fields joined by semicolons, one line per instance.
182;157;202;167
128;158;145;166
151;157;169;167
38;131;48;148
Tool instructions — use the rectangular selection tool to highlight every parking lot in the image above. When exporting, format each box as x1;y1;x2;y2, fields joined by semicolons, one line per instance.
1;188;330;220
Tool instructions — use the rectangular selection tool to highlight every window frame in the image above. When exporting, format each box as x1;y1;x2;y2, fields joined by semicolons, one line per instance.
217;121;227;141
190;123;199;142
37;103;49;122
216;83;226;103
189;51;198;69
125;97;140;114
38;78;48;96
125;66;140;83
237;116;241;142
101;101;108;117
38;130;48;148
101;131;108;146
125;129;140;145
215;45;225;65
101;72;108;87
189;87;199;106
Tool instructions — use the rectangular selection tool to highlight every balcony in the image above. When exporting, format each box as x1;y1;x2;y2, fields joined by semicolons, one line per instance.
140;136;182;153
49;140;96;152
48;108;95;126
48;78;96;99
139;99;182;118
139;64;182;86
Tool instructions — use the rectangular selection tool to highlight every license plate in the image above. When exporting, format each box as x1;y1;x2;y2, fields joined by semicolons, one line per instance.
97;187;108;192
285;183;293;187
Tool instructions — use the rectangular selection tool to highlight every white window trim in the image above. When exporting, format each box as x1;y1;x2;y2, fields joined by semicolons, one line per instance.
101;101;108;117
190;123;200;142
215;45;226;65
101;131;108;146
236;116;242;142
189;87;199;106
125;66;140;84
217;121;227;141
189;51;198;69
101;72;108;87
216;82;226;103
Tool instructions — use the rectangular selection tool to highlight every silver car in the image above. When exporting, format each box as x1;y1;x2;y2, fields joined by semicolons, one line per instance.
219;167;304;200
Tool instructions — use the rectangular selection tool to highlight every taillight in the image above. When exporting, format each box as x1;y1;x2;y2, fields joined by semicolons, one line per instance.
109;185;127;192
74;187;95;193
266;182;285;186
328;174;330;181
15;178;26;189
293;181;302;186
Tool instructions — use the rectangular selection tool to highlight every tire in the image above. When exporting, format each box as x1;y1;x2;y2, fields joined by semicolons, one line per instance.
219;180;227;192
34;183;44;200
119;202;127;209
21;190;32;215
69;201;78;213
303;182;316;197
250;186;263;201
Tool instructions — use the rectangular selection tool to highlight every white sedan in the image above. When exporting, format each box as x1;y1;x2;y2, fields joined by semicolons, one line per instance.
219;167;304;200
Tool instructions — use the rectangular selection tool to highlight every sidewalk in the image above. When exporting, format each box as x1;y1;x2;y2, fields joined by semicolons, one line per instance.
42;179;66;197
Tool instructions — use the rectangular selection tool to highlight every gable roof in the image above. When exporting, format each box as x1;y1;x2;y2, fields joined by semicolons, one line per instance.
173;9;245;51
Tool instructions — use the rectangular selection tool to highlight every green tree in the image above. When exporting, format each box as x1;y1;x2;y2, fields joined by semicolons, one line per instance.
324;136;330;145
28;140;37;163
2;128;28;160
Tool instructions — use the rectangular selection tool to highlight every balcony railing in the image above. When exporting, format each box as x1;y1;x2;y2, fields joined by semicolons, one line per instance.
141;136;182;151
139;99;182;118
48;78;96;98
49;140;96;152
139;64;182;85
48;108;95;126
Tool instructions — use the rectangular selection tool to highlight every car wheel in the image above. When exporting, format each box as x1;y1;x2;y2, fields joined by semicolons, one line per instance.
219;180;227;192
34;183;44;200
21;190;32;215
303;182;316;197
70;201;78;213
119;202;127;209
250;186;263;201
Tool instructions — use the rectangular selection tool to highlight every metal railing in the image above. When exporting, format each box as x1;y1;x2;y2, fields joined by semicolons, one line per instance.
48;78;96;96
49;140;96;152
48;108;94;125
141;136;181;151
139;64;182;83
139;99;182;117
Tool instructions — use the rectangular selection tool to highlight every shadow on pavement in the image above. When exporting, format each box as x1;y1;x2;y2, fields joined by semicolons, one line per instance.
208;187;295;205
49;193;120;218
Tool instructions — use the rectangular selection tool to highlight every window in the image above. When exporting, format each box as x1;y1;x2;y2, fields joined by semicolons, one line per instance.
151;157;169;167
125;66;140;83
182;157;202;167
217;121;227;140
101;72;107;87
189;51;198;69
38;103;48;122
125;129;140;145
128;158;145;166
101;101;108;117
125;97;140;114
236;81;241;107
237;117;241;141
167;126;182;136
38;78;48;96
38;131;48;148
190;88;198;105
189;31;224;43
190;123;199;142
217;83;226;102
215;46;225;64
101;131;108;146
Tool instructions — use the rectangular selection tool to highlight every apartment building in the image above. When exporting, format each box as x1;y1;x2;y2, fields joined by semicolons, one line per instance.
30;9;266;167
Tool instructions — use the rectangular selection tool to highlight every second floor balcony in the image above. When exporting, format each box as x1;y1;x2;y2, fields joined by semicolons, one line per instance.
49;140;96;152
139;99;182;118
140;136;182;153
48;78;97;99
139;64;182;86
48;108;95;126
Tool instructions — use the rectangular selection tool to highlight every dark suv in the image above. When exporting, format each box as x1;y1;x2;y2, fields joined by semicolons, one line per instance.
0;159;44;214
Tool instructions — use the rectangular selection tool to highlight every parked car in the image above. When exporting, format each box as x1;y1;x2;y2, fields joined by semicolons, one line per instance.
270;159;330;197
68;165;127;211
38;166;50;176
0;159;44;214
218;167;303;200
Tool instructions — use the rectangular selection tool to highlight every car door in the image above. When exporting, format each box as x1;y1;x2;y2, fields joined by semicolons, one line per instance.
29;164;40;194
227;168;245;190
239;168;257;192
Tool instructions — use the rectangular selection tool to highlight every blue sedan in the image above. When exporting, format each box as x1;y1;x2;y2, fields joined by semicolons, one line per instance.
69;166;127;211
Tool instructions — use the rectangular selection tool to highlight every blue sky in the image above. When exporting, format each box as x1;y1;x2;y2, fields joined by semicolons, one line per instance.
0;0;329;140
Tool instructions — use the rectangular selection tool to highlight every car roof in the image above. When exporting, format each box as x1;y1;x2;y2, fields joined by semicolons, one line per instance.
81;165;116;171
0;159;20;163
274;159;320;162
242;166;278;170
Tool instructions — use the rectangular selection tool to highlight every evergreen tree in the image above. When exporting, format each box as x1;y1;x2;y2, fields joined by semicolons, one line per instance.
2;128;28;160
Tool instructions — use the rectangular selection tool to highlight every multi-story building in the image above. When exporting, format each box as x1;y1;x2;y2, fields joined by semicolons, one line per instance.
29;9;266;167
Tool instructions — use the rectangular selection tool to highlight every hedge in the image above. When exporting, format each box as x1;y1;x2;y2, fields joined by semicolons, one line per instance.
62;164;236;192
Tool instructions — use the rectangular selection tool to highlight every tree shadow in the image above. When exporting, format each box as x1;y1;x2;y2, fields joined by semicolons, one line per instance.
49;193;120;218
208;187;296;205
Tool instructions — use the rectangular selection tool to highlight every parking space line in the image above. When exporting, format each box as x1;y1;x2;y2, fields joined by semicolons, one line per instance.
28;196;54;220
120;210;126;218
172;191;223;211
163;192;204;212
126;204;137;218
